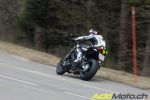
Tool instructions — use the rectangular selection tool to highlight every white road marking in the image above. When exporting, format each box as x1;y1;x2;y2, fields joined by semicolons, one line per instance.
11;55;30;62
64;92;91;100
0;50;9;54
0;62;117;93
48;67;56;70
0;74;40;86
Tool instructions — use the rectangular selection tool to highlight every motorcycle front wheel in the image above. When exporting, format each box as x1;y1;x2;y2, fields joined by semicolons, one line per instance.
56;58;68;75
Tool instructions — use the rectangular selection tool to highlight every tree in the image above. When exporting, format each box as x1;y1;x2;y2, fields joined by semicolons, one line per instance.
0;0;23;40
118;0;131;71
142;24;150;75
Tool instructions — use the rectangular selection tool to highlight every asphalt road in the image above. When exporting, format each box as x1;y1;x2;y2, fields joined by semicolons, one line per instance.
0;50;149;100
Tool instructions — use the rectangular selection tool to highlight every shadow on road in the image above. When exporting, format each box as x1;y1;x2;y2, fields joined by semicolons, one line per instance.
63;74;106;82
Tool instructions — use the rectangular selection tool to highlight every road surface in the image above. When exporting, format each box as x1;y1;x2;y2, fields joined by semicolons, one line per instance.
0;50;149;100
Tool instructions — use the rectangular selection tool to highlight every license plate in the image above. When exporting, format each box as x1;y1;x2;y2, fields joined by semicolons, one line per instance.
99;53;105;61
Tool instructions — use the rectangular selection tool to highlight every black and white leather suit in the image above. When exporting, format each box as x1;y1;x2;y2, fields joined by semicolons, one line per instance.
74;33;106;62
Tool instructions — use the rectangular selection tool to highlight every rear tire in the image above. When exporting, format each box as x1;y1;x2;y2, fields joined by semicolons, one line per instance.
80;59;99;81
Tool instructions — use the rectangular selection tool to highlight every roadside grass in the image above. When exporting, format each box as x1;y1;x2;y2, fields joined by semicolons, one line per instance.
0;40;149;90
96;68;150;90
0;41;60;66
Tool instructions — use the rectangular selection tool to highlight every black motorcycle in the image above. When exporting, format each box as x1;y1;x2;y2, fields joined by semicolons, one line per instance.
56;34;107;81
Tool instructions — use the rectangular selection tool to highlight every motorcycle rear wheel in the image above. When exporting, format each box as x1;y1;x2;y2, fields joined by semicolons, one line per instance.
80;59;99;81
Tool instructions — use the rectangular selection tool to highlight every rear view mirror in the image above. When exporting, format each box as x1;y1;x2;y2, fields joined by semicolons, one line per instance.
70;33;75;37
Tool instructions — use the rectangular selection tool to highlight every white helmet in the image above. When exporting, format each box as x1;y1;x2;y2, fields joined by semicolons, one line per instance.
89;29;98;35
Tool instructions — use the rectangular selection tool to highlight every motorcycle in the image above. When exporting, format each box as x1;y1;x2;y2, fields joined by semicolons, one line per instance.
56;34;108;81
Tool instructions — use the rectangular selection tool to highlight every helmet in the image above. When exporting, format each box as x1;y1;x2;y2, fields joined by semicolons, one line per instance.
89;29;98;35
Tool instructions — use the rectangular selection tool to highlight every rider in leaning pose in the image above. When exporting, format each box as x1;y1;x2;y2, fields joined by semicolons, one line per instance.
73;29;106;66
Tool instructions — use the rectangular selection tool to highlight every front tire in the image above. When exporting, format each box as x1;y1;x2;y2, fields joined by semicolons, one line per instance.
80;59;99;81
56;58;68;75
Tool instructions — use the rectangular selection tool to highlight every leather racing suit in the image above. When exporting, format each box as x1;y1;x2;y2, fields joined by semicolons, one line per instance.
74;33;106;63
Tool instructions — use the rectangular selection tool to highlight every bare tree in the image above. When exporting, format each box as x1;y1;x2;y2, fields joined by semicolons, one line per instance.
142;24;150;76
118;0;131;70
34;26;45;50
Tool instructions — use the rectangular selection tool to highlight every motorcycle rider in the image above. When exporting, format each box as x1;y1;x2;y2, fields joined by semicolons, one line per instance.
73;29;106;65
